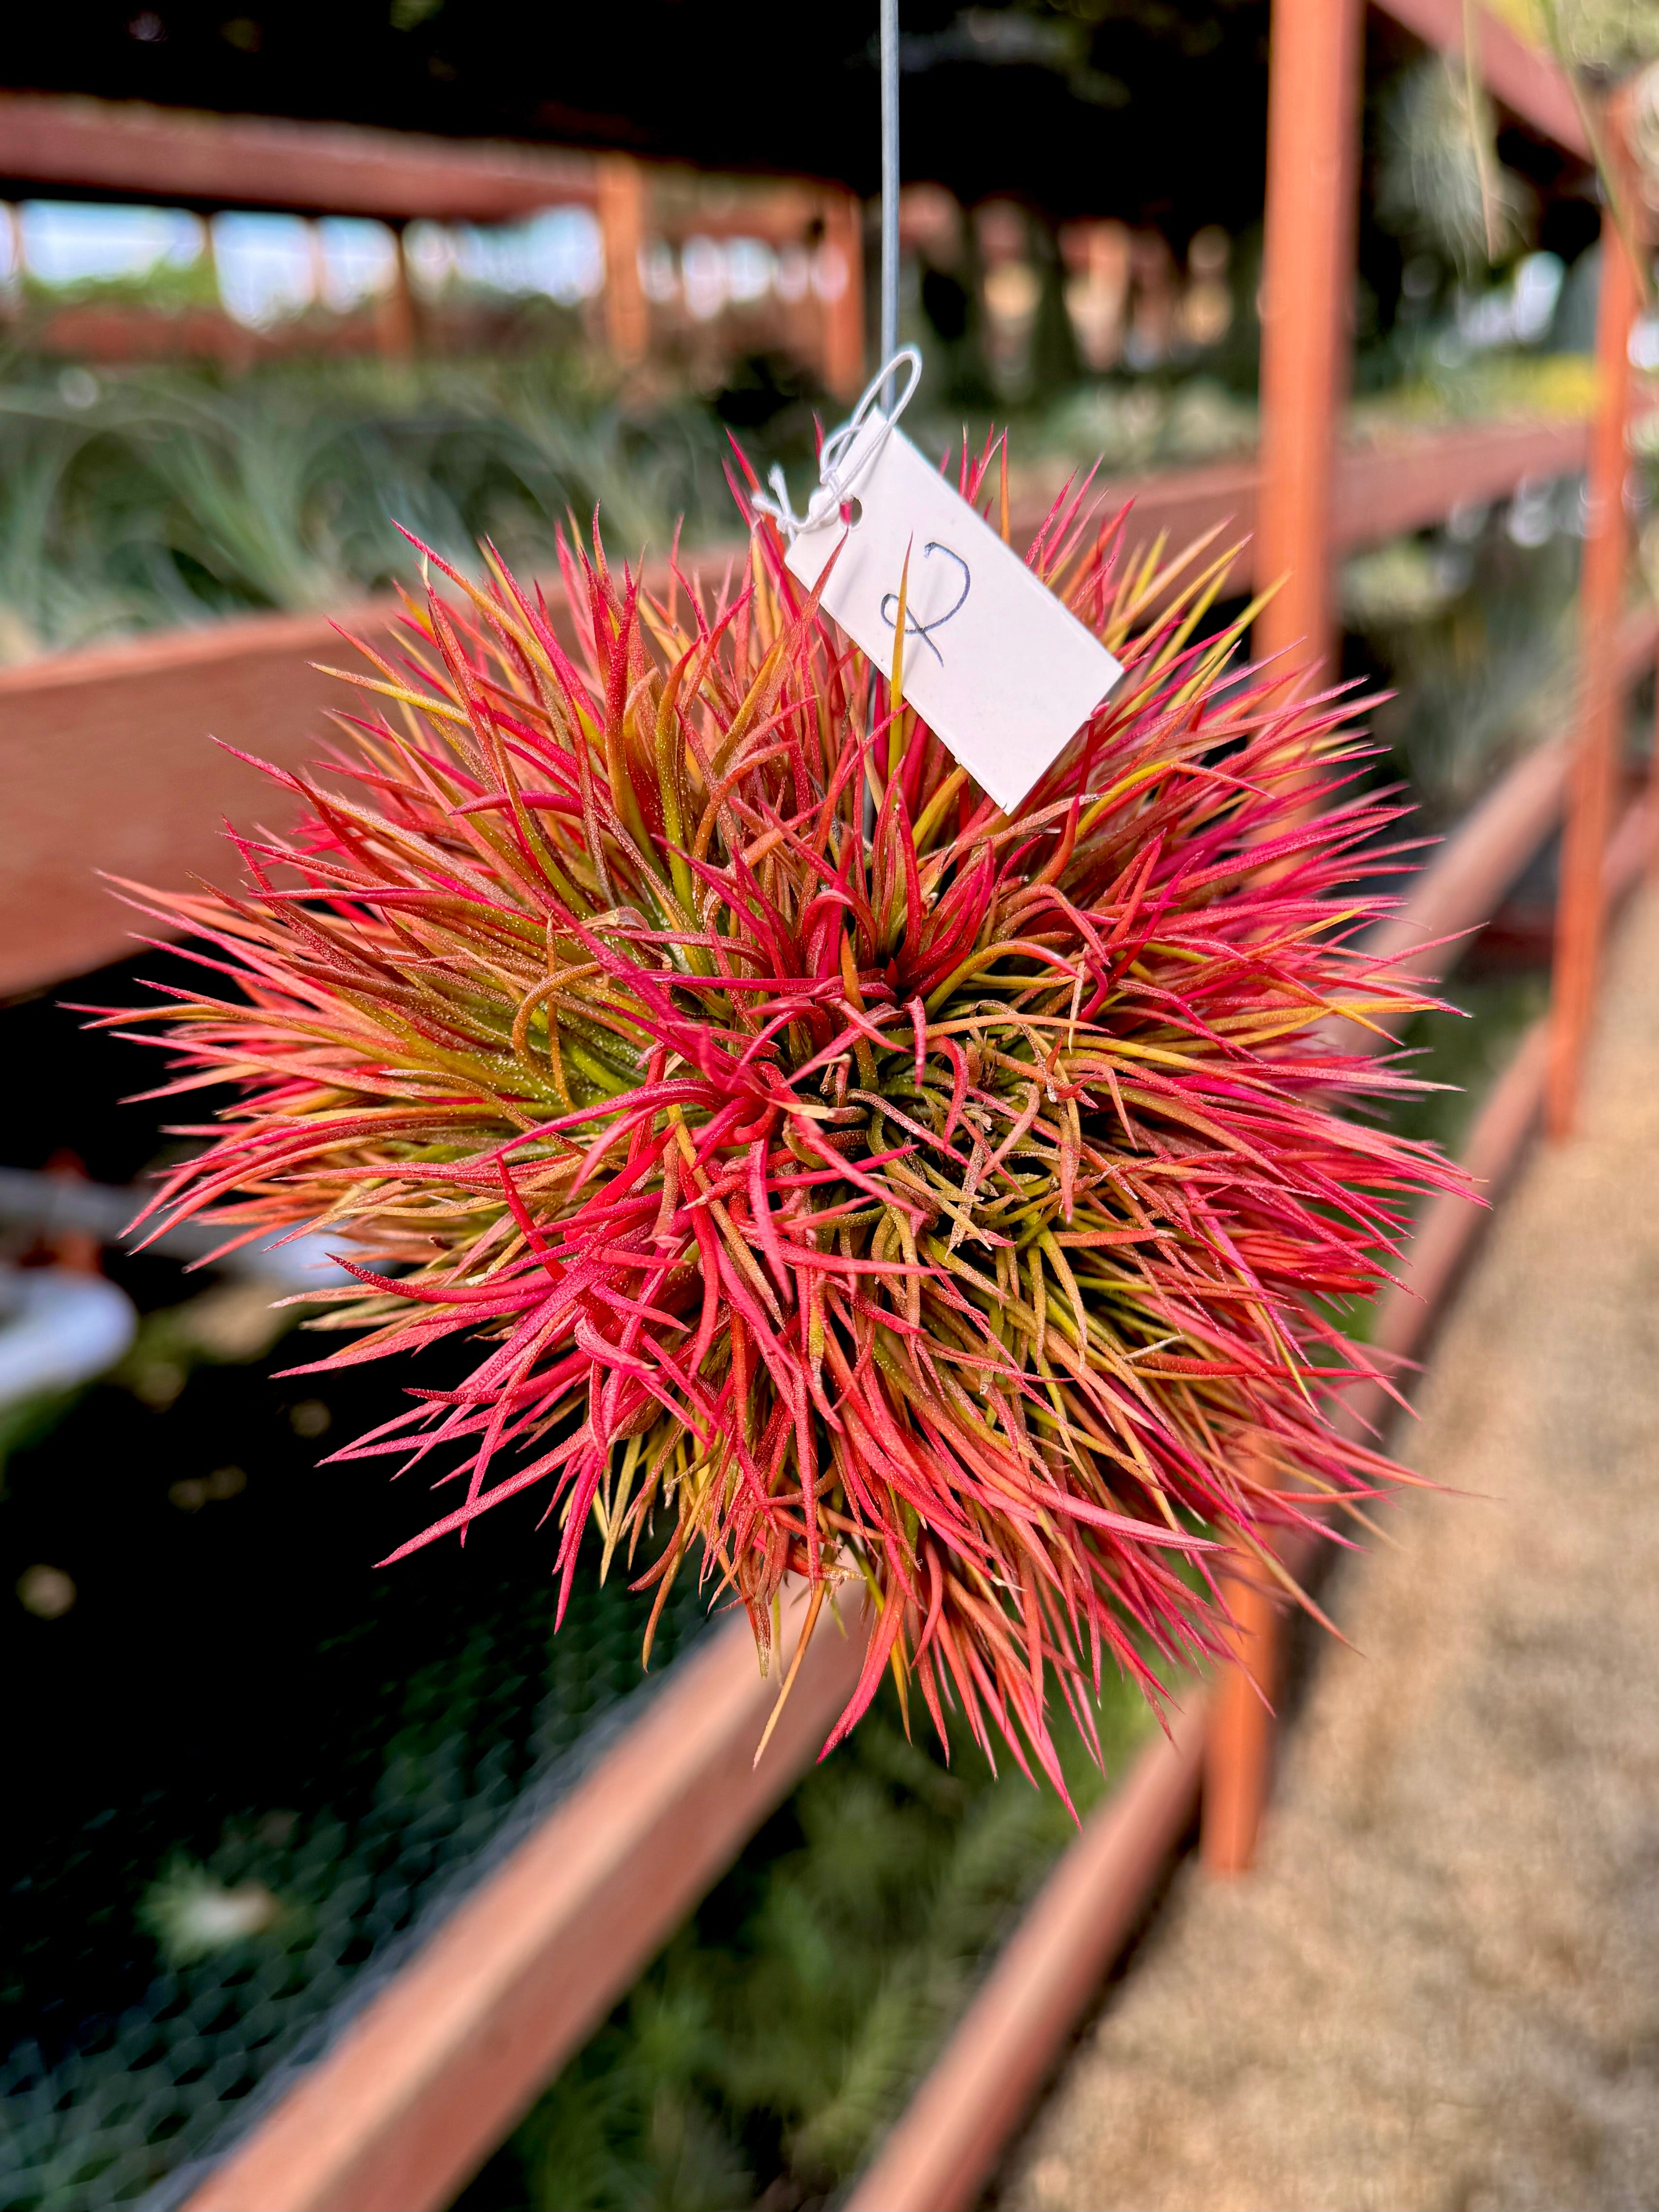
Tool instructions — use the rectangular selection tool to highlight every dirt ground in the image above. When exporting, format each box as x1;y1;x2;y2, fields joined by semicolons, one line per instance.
995;891;1659;2212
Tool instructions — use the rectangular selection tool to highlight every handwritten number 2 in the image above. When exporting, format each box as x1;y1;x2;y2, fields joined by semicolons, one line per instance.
881;542;971;667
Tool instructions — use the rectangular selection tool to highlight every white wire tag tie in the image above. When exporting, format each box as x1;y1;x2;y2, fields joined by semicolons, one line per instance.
751;345;924;541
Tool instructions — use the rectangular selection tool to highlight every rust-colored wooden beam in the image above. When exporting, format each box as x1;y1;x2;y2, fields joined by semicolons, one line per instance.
1093;413;1601;575
1548;105;1641;1138
1028;416;1582;621
1354;608;1659;1004
597;154;650;365
1370;0;1591;160
1333;792;1651;1460
373;228;417;361
643;178;845;248
1197;624;1657;1871
1199;1539;1280;1878
1035;416;1590;588
0;92;601;222
1370;738;1572;986
1327;415;1589;549
819;189;867;402
1253;0;1364;679
0;600;403;1000
183;1592;867;2212
1204;0;1603;1879
1216;788;1657;1880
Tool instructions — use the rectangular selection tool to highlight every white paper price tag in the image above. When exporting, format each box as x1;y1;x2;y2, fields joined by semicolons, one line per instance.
784;415;1122;813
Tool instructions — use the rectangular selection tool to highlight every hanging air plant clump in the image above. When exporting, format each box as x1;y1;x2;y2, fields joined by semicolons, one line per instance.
112;447;1458;1790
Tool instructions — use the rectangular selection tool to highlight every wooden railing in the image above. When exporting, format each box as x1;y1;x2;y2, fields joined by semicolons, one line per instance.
0;91;865;388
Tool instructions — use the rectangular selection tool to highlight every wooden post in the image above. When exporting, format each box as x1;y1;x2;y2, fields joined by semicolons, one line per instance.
1206;0;1361;1877
1252;0;1363;678
307;219;328;313
1548;106;1642;1138
598;154;650;366
373;225;416;360
819;188;867;401
1201;1545;1280;1877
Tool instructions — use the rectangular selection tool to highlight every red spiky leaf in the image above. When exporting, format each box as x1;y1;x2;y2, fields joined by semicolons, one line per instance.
102;459;1463;1786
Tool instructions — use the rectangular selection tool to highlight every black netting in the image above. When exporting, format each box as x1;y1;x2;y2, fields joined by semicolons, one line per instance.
0;1322;706;2212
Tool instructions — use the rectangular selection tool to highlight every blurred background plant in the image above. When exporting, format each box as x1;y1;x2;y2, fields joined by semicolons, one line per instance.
0;356;738;662
1377;51;1537;275
1344;497;1584;822
1511;0;1659;70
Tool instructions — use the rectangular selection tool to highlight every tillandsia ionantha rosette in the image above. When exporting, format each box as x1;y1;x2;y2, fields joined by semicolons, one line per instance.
107;439;1462;1795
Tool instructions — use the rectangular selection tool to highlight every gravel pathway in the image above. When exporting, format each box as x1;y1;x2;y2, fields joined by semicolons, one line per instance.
996;891;1659;2212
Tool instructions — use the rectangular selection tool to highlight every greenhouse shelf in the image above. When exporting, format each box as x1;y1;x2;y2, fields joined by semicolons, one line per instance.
0;12;1627;2211
0;413;1595;1001
0;597;401;999
0;93;866;388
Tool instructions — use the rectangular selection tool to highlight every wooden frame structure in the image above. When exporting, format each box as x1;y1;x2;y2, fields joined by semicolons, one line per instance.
0;92;864;391
4;6;1648;2203
828;3;1658;2200
1546;88;1644;1135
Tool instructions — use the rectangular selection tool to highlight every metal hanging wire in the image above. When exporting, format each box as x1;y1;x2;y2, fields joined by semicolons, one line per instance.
881;0;900;410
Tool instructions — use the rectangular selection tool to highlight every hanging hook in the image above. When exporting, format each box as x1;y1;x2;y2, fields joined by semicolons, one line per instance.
752;346;923;540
